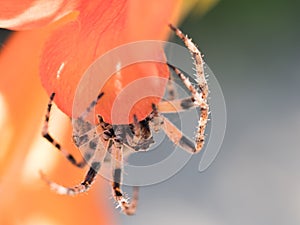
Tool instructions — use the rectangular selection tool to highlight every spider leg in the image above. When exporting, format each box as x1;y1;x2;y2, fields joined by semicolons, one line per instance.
150;105;197;153
158;114;197;153
40;137;108;195
166;72;177;100
111;136;138;215
42;92;104;168
78;92;104;120
77;135;102;166
153;95;207;153
167;63;209;152
72;119;106;166
42;93;87;167
167;25;209;151
169;24;208;99
130;114;142;147
157;97;200;113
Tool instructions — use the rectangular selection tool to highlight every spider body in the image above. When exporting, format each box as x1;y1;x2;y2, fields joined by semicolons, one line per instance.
94;115;156;154
41;25;209;215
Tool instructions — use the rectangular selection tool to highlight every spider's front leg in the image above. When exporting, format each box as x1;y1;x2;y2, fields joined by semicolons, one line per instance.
42;93;86;167
42;92;104;167
155;65;209;153
130;114;142;147
166;64;209;152
111;132;138;215
157;25;209;153
169;24;208;99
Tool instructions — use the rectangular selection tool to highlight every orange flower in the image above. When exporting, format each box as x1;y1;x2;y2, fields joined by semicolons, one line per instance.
0;0;183;224
38;0;182;124
1;0;182;124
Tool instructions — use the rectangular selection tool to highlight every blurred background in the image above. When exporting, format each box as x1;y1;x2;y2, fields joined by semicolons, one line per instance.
1;0;300;225
118;0;300;225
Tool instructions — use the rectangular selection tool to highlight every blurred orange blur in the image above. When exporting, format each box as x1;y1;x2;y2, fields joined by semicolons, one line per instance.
0;1;184;224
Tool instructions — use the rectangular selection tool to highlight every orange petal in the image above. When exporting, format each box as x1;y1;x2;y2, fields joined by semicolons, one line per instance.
39;0;183;124
0;0;80;30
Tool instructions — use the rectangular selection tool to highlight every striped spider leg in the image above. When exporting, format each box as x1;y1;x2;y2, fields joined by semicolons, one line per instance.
98;116;142;215
154;24;209;153
111;133;138;215
40;92;107;194
41;92;104;167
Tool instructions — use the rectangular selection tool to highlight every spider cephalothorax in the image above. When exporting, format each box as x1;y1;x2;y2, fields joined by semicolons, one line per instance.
98;115;154;151
40;25;209;215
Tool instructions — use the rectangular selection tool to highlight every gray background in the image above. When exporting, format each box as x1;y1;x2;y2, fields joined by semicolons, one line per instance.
117;0;300;224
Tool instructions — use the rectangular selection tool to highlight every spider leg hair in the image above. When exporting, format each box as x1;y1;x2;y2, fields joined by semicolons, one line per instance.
157;97;199;113
169;24;208;99
168;25;209;151
111;141;138;215
166;63;208;152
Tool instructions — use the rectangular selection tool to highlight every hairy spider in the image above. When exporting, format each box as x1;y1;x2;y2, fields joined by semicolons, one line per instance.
40;24;209;215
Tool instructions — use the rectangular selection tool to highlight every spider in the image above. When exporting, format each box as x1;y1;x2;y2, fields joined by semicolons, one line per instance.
40;24;209;215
